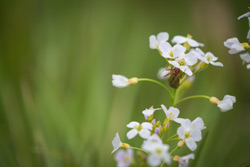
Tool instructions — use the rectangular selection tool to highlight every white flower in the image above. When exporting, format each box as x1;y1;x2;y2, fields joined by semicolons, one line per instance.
195;48;223;67
178;153;195;167
161;104;181;123
168;52;198;76
112;133;123;154
157;67;170;80
177;118;205;151
159;42;186;59
126;121;153;139
142;107;161;120
224;37;245;54
172;35;204;47
217;95;236;112
149;32;169;49
142;136;171;166
115;149;133;167
240;52;250;64
112;75;138;88
247;64;250;69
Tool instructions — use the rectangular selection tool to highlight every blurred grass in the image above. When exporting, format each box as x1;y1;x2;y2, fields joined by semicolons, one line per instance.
0;0;250;166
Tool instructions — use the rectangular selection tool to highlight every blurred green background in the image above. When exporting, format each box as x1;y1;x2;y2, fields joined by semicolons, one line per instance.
0;0;250;166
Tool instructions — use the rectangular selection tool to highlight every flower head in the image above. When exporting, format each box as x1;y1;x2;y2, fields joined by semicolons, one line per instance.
240;52;250;64
195;48;223;67
161;105;181;122
172;35;204;47
168;52;198;76
224;38;245;54
115;149;133;167
217;95;236;112
159;42;186;59
126;121;153;139
178;153;195;167
149;32;169;49
112;75;138;88
142;107;161;120
177;118;205;151
142;135;171;166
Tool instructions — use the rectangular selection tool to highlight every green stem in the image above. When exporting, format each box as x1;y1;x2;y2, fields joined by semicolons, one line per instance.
171;89;177;105
163;134;178;143
138;78;173;99
170;146;179;155
164;137;180;143
130;146;149;155
160;160;165;167
174;95;210;106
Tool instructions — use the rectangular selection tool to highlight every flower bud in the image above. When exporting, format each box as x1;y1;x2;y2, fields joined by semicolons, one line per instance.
177;140;185;148
151;119;156;125
183;42;190;52
154;127;161;135
210;96;219;104
121;143;130;149
129;77;138;85
156;121;161;127
173;155;180;162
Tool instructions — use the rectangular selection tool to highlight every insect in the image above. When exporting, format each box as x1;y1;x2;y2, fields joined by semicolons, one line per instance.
165;67;183;88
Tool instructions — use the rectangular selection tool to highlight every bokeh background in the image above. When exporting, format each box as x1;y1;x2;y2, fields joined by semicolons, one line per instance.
0;0;250;166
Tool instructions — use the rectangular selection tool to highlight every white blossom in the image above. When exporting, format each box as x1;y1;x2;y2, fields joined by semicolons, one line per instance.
217;95;236;112
115;149;133;167
112;133;123;154
168;52;198;76
159;42;186;59
247;64;250;69
172;35;204;47
238;12;250;20
157;67;170;80
195;48;223;67
126;121;152;139
161;104;182;123
224;37;245;54
142;107;161;120
177;118;205;151
149;32;169;49
142;135;171;166
178;153;195;167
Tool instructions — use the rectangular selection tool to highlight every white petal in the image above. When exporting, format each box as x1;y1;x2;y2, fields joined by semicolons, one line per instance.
192;117;206;130
157;32;169;42
127;129;138;139
169;60;181;69
191;129;202;141
142;109;155;117
247;64;250;69
112;75;130;88
174;118;186;124
182;119;192;130
247;28;250;39
210;61;223;67
139;129;151;139
161;104;168;116
224;37;240;48
223;95;236;103
185;138;197;151
240;53;250;63
112;133;122;153
172;44;186;58
187;38;200;47
127;121;139;128
147;154;162;166
168;107;180;119
149;35;158;49
172;36;187;44
177;126;186;139
185;52;198;66
142;122;153;130
179;66;193;76
238;12;250;20
157;67;170;80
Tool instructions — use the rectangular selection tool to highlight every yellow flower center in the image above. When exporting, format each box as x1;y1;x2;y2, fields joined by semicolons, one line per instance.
135;124;142;131
185;131;191;138
170;112;175;117
155;148;163;155
178;58;186;66
206;55;212;62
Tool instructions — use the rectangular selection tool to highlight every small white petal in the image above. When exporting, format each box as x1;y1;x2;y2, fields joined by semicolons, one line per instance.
185;138;197;151
238;12;250;20
172;36;187;44
127;129;138;139
147;154;162;166
247;64;250;69
191;129;202;141
168;107;180;119
112;75;130;88
141;122;153;130
149;35;158;49
112;132;122;154
127;121;139;128
185;52;198;66
223;95;236;103
187;38;200;47
157;32;169;42
142;109;155;117
240;53;250;63
210;61;223;67
139;129;151;139
192;117;206;130
157;67;170;80
177;126;186;139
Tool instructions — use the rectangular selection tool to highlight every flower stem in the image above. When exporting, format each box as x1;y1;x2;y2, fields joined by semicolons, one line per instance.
138;78;173;99
173;95;211;106
164;137;180;143
130;146;149;155
170;146;179;155
160;160;165;167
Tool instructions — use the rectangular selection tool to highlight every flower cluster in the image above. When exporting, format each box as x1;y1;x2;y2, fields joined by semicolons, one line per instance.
111;32;236;167
224;10;250;69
